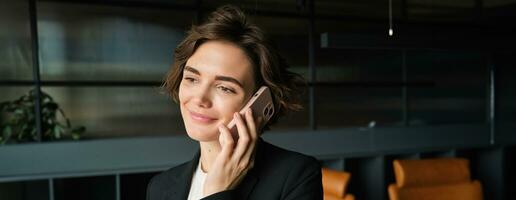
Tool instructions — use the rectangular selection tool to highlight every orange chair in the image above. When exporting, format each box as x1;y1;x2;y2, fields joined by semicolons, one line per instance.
388;158;483;200
322;168;355;200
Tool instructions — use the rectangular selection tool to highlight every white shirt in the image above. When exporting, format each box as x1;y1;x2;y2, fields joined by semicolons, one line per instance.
187;160;207;200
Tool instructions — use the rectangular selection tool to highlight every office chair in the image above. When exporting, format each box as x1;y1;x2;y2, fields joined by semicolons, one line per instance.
388;158;483;200
322;168;355;200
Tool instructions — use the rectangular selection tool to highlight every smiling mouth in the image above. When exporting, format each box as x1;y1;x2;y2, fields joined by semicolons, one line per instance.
189;111;216;123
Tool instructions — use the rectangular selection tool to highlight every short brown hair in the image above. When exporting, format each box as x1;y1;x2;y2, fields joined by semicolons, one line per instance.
163;5;305;127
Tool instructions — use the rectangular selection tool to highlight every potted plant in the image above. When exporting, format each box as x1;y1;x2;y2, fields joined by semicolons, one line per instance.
0;89;85;144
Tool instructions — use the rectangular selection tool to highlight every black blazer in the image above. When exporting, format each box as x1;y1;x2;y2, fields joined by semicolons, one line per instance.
146;138;323;200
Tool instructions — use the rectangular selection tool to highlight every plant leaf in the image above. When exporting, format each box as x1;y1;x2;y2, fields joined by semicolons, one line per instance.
14;108;24;115
30;128;37;141
3;126;12;139
53;125;61;139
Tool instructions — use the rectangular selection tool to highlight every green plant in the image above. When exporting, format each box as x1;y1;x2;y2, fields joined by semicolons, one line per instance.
0;89;85;144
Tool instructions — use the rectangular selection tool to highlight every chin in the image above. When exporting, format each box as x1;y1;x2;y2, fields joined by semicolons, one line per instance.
185;124;219;142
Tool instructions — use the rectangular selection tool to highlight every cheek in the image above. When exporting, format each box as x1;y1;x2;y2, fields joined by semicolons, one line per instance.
214;95;244;118
178;83;188;103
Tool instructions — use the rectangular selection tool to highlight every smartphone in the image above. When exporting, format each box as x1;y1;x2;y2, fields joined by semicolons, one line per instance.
226;86;274;138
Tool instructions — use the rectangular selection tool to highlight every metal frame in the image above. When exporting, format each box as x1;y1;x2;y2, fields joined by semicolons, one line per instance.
29;0;43;142
308;0;316;130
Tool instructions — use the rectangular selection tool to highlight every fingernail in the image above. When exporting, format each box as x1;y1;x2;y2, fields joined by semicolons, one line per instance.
247;108;252;115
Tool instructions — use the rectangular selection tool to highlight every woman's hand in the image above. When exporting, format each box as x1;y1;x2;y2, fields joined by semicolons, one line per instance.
203;108;259;197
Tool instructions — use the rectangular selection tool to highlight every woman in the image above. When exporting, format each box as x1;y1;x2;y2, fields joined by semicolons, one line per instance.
147;5;322;200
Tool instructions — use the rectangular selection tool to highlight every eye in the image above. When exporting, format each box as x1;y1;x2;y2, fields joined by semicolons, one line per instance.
183;77;198;84
217;85;236;94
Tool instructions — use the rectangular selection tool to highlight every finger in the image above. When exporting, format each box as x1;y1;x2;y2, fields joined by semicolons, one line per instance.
237;110;258;171
241;109;259;166
232;112;250;162
218;125;235;159
245;108;258;141
242;109;259;166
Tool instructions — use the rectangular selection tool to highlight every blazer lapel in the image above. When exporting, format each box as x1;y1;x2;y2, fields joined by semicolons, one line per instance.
165;151;200;200
236;169;258;200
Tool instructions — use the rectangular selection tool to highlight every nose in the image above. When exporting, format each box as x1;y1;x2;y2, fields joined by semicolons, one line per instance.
192;84;212;108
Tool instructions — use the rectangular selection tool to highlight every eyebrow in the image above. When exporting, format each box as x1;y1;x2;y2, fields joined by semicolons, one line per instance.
184;66;244;88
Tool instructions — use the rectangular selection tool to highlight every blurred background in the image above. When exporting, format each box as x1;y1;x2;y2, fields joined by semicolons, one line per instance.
0;0;514;199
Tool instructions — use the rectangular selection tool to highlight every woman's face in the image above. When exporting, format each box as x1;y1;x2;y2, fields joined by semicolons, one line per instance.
179;40;256;142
